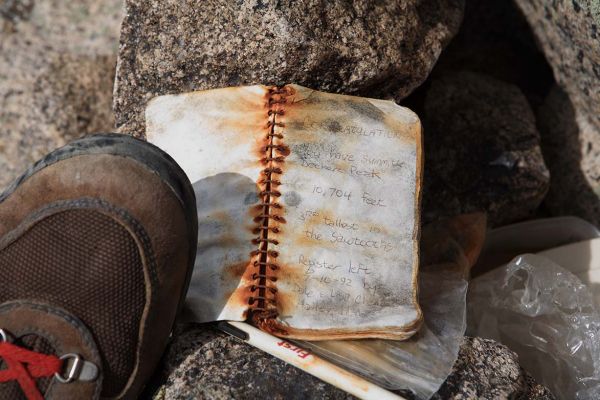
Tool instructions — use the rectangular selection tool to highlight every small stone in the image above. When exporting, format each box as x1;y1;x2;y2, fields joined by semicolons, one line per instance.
432;337;555;399
420;71;550;227
113;0;464;137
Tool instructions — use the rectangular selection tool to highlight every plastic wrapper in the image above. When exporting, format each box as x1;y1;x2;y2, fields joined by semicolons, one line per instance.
468;254;600;399
297;214;486;399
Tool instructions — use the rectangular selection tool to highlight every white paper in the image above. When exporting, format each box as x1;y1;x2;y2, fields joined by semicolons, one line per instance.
146;84;423;340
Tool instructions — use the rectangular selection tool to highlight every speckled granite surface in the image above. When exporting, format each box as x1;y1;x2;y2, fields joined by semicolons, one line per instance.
514;0;600;136
513;0;600;227
148;326;355;400
113;0;464;137
432;337;555;400
0;0;123;190
148;325;555;400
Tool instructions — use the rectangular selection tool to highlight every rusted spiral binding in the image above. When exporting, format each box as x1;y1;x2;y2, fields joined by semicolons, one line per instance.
248;86;291;319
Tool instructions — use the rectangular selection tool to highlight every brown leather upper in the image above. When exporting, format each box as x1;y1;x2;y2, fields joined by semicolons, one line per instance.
0;154;192;399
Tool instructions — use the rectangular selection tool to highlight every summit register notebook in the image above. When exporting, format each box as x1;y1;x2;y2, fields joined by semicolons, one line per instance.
146;84;423;340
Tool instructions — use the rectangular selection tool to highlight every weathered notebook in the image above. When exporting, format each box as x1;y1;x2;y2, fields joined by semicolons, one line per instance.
145;84;423;340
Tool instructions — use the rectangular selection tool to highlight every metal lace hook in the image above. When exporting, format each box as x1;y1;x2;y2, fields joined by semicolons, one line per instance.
54;353;99;384
54;353;83;383
0;328;14;343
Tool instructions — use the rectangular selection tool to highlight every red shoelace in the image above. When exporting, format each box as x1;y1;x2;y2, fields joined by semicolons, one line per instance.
0;341;63;400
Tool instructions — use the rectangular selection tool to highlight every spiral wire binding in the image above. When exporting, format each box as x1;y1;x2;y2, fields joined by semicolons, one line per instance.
248;86;291;320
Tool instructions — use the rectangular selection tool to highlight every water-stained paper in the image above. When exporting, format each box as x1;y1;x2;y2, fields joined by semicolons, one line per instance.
146;84;423;340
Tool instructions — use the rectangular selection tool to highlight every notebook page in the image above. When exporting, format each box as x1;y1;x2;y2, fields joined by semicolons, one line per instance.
146;84;423;340
146;86;271;322
268;85;422;339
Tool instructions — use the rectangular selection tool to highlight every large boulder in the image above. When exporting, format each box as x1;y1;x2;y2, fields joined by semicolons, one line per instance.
537;86;600;226
0;0;122;190
430;0;554;108
419;71;550;227
513;0;600;226
113;0;464;137
514;0;600;135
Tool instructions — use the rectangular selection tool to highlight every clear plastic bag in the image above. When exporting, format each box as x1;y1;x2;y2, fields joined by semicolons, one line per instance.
468;254;600;399
297;214;486;399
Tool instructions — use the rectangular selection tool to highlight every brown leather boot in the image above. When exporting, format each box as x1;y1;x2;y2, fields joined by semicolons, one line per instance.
0;134;198;399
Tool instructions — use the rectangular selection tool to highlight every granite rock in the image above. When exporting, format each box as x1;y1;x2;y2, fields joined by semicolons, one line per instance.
148;324;354;400
537;86;600;226
508;0;600;225
515;0;600;226
419;71;550;227
150;325;554;400
430;0;554;108
432;337;555;400
113;0;464;137
514;0;600;135
0;0;123;190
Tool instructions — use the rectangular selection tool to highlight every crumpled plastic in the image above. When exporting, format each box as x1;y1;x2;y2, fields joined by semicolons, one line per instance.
298;263;468;399
297;214;486;399
468;254;600;400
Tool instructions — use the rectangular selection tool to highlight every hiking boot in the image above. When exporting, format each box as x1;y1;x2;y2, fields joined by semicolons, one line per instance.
0;134;198;399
